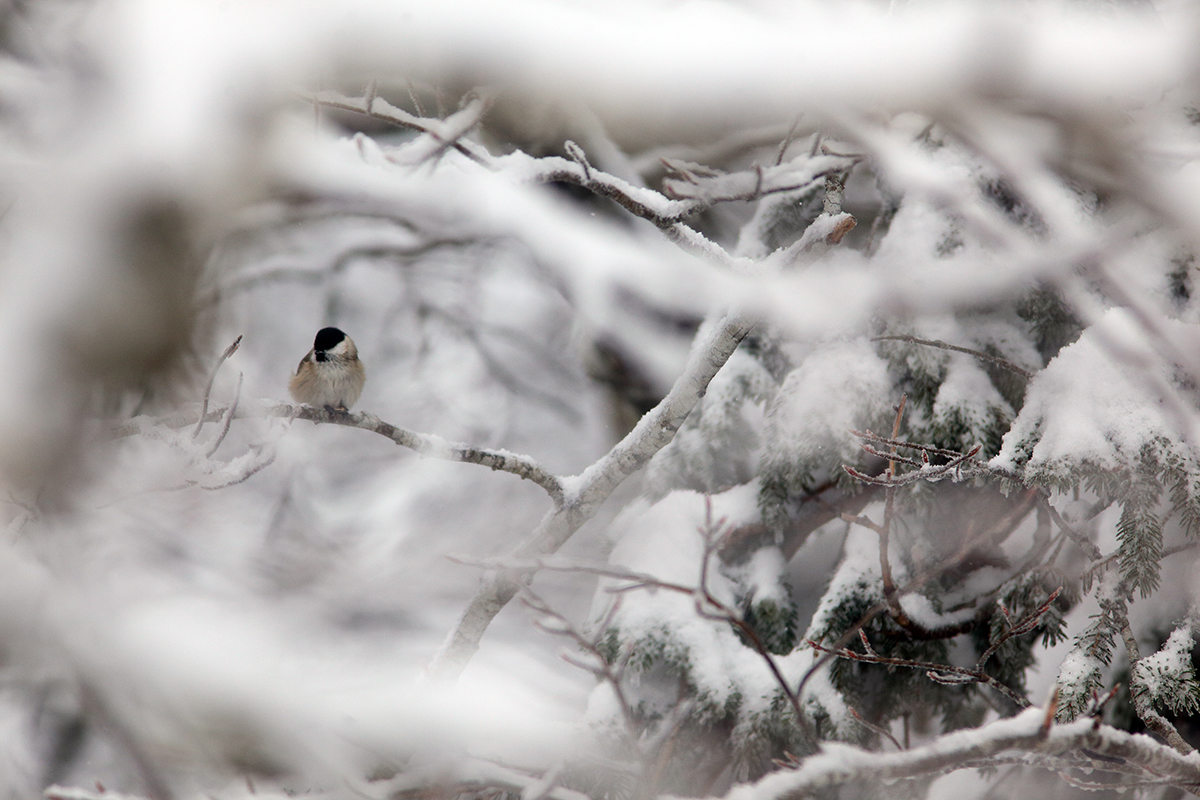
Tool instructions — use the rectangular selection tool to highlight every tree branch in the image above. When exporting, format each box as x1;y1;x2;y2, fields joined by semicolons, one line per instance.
428;313;755;679
111;402;567;504
278;404;567;504
809;633;1030;709
872;334;1034;379
1119;617;1195;755
722;706;1200;800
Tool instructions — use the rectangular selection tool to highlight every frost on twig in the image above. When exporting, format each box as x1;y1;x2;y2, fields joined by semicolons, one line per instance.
193;334;242;439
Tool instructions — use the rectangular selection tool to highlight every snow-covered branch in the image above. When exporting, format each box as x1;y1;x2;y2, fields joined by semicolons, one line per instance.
1120;619;1195;755
430;313;755;678
112;401;566;502
276;404;567;503
722;707;1200;800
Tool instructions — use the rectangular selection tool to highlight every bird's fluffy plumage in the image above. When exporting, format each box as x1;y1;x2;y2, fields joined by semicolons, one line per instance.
289;327;365;411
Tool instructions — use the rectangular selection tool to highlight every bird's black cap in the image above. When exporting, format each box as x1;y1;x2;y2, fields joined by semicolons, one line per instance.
313;327;347;352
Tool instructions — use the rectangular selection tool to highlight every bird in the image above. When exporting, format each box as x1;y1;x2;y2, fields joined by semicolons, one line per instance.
289;327;366;412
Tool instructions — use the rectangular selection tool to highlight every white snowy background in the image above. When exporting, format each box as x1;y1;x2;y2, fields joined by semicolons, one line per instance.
2;1;1200;799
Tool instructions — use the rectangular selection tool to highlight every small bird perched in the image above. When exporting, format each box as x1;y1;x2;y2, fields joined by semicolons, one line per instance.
289;327;366;412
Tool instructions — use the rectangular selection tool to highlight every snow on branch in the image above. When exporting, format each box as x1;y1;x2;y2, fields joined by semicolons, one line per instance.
310;89;857;270
279;404;567;502
722;705;1200;800
307;89;491;164
112;401;566;503
1120;618;1196;755
429;313;756;679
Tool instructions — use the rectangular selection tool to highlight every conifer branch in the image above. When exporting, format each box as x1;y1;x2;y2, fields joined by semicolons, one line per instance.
1119;617;1195;755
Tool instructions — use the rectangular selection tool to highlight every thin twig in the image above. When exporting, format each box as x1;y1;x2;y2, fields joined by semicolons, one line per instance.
872;334;1034;379
205;372;242;458
975;588;1063;670
193;335;242;439
775;116;803;166
879;395;906;610
809;635;1029;708
521;588;644;761
1043;499;1103;560
305;91;489;164
849;707;904;750
848;428;967;459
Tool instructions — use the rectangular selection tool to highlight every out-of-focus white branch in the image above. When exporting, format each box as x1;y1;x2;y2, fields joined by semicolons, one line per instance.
294;1;1191;137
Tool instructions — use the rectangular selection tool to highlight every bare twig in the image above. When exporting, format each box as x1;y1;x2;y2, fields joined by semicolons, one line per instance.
847;429;973;460
808;635;1029;708
872;334;1034;379
849;707;904;750
879;395;906;608
205;372;242;458
843;444;982;487
976;588;1063;670
454;503;818;750
796;493;1040;708
196;444;276;490
775;116;804;166
1043;499;1103;561
193;335;242;439
521;588;643;758
305;90;490;164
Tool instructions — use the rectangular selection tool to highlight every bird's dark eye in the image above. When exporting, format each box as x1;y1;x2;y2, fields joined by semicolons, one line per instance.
315;351;327;362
